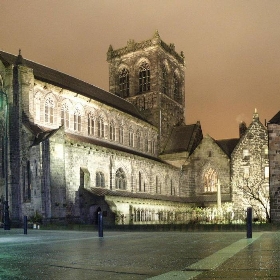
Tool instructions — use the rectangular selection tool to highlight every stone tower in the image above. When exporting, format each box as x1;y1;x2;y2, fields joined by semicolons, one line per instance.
107;31;185;151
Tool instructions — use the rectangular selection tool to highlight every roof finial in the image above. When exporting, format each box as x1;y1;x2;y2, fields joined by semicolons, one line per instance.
152;30;161;45
16;48;24;65
253;108;259;121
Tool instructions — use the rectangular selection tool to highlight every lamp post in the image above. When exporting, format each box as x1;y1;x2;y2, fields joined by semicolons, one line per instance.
0;89;10;230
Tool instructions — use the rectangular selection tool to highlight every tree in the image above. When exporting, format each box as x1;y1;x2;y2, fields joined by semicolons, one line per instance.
233;177;270;223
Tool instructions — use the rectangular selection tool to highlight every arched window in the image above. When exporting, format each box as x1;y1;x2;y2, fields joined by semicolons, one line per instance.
119;125;124;144
204;168;218;192
139;61;150;93
109;121;115;141
144;136;149;153
88;114;94;135
151;139;156;154
139;172;142;192
173;72;181;102
96;172;105;187
119;68;129;97
97;117;104;138
74;108;81;132
136;130;141;150
129;128;134;147
156;176;161;194
115;168;126;190
45;97;54;124
162;65;168;95
61;104;69;128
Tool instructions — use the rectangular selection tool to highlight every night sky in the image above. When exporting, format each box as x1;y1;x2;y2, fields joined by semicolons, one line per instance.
1;0;280;140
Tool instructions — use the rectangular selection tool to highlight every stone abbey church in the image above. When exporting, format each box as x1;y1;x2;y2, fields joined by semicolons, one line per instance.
0;31;275;226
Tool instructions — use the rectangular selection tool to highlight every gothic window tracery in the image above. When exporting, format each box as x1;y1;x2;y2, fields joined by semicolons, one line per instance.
136;130;141;149
119;68;129;97
203;168;218;192
129;128;134;147
115;168;126;190
97;117;104;138
139;61;150;93
45;97;54;124
144;135;148;152
96;171;105;187
88;114;95;135
156;176;161;194
109;121;116;141
119;125;124;144
138;172;146;192
74;108;81;132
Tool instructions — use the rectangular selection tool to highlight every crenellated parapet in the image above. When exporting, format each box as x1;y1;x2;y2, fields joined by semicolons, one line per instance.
107;31;185;65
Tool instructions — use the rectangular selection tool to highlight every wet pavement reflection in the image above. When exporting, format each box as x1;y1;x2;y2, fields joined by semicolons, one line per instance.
0;229;279;279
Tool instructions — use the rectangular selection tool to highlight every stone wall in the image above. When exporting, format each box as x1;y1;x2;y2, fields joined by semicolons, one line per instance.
268;123;280;222
231;116;269;220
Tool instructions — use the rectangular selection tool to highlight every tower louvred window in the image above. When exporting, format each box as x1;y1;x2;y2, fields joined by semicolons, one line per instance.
139;62;150;93
119;68;129;97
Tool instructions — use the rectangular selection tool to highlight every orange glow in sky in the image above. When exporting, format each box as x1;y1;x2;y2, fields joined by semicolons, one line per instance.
1;0;280;140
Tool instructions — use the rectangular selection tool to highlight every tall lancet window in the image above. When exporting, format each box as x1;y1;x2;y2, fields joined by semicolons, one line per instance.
115;168;126;190
88;114;95;135
61;104;70;128
97;117;104;137
74;108;81;132
139;62;150;93
204;168;218;192
45;97;54;124
119;68;129;97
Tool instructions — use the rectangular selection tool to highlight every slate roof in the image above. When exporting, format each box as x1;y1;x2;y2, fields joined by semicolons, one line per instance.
23;121;61;146
87;187;231;204
0;50;145;121
22;121;168;164
65;132;164;163
215;138;240;157
161;123;202;155
269;111;280;124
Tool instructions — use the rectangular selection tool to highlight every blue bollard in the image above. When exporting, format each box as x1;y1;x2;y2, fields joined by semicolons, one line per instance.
24;215;27;235
246;207;252;238
98;211;103;237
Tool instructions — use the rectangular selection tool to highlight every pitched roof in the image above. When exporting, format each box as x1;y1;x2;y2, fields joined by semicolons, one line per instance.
85;187;231;204
65;133;164;163
215;138;239;157
23;121;168;164
161;122;202;155
269;111;280;124
0;50;146;121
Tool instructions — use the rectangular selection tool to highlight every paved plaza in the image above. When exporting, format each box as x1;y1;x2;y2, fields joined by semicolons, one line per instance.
0;228;279;279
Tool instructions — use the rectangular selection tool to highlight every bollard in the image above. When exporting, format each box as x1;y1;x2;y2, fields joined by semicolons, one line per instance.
98;211;103;237
24;215;28;235
246;207;252;238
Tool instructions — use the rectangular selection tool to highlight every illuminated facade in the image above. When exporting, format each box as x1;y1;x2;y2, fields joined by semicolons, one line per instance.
0;32;270;226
